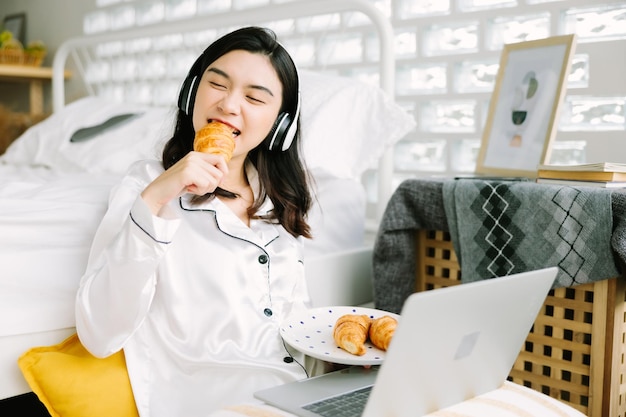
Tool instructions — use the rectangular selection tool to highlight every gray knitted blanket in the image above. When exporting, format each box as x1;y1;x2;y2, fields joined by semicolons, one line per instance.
444;179;618;287
373;178;626;314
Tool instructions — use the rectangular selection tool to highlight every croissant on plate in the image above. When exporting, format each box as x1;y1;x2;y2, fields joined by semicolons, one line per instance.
193;121;236;162
333;314;372;356
368;315;397;351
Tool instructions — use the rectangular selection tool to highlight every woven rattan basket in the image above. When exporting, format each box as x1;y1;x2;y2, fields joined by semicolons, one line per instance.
0;51;46;66
0;48;23;65
415;229;626;417
22;51;46;67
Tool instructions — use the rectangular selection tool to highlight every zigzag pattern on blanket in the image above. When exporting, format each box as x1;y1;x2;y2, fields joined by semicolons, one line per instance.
444;179;619;287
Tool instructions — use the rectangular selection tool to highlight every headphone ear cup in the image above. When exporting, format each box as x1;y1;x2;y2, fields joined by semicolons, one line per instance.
177;75;199;115
266;113;291;151
266;92;301;151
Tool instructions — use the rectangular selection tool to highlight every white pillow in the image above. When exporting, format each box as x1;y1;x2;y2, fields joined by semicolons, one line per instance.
2;72;415;179
62;106;174;174
299;70;415;179
1;97;174;174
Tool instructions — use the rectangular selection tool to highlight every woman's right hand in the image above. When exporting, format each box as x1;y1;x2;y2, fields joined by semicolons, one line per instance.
140;151;229;215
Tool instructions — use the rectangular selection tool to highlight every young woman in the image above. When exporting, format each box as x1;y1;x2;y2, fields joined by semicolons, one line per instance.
75;27;315;416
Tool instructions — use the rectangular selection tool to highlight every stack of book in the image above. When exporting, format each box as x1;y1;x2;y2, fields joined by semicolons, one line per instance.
536;162;626;188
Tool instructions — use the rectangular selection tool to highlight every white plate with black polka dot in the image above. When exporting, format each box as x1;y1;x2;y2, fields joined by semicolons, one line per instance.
280;306;400;366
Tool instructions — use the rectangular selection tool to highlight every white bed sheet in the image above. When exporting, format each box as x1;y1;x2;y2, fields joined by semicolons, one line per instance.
0;165;119;337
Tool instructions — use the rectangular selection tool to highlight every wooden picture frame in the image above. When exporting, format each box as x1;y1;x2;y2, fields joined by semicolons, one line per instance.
3;12;26;45
475;34;576;178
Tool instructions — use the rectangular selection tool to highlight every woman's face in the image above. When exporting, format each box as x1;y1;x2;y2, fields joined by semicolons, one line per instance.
192;50;284;160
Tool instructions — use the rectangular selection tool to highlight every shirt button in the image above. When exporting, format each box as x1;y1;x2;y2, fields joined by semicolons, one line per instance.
258;254;268;264
283;356;294;363
264;308;273;317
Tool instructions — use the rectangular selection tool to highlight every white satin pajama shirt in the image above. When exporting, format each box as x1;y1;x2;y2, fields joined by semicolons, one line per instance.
75;159;311;417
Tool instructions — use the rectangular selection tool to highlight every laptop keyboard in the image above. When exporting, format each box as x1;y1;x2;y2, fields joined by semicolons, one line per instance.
302;386;372;417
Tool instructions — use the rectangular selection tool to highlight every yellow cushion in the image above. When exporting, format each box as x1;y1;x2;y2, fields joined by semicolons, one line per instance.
17;333;139;417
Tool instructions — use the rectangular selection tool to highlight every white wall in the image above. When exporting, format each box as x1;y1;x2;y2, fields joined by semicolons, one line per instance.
0;0;90;112
1;0;88;61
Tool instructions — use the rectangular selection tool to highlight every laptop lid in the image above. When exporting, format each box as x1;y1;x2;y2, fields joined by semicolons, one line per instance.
256;267;557;417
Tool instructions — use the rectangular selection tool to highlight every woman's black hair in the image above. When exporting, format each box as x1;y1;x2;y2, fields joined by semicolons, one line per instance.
161;26;312;239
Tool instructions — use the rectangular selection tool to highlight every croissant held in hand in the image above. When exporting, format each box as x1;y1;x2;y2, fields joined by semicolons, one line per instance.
369;315;398;351
333;314;372;356
193;121;236;162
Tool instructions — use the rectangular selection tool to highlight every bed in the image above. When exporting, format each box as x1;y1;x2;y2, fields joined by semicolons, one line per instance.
0;0;415;404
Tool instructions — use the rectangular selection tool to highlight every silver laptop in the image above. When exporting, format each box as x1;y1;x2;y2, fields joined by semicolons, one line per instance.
255;267;558;417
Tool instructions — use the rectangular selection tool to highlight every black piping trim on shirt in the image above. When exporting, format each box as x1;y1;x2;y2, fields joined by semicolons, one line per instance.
178;197;275;305
265;235;279;247
129;212;172;245
178;197;272;254
281;337;309;378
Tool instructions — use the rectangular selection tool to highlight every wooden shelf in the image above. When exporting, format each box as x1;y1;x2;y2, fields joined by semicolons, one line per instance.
0;64;71;114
